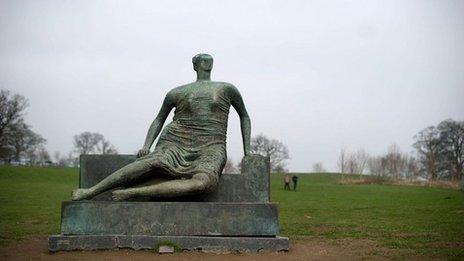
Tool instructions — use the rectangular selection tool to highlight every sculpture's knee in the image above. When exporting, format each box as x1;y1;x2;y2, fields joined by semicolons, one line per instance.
192;173;217;194
148;159;163;168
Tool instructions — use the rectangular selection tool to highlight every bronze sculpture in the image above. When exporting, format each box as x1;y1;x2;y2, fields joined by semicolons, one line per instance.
72;54;251;201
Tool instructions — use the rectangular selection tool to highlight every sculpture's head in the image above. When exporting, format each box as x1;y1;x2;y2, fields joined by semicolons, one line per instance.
192;53;213;72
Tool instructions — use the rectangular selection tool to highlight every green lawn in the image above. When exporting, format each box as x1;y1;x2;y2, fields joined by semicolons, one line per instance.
0;166;463;258
0;166;78;245
271;173;464;258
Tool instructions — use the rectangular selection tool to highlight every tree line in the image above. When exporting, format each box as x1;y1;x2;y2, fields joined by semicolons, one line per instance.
337;119;463;181
54;132;118;167
0;90;118;166
0;90;48;165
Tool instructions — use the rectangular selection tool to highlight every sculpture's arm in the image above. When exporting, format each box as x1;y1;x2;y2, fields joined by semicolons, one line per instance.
138;94;174;157
229;85;251;156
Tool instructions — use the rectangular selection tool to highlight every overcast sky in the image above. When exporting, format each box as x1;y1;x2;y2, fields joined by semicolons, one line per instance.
1;0;463;171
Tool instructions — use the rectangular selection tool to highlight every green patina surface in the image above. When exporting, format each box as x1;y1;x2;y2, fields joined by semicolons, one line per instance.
242;155;270;202
80;154;137;188
72;54;252;201
60;201;278;236
79;154;270;203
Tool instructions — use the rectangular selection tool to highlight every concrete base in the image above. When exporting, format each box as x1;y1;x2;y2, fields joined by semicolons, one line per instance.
48;235;289;253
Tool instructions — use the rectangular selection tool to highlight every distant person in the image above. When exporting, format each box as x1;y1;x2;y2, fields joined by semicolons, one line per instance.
292;175;298;190
284;174;291;190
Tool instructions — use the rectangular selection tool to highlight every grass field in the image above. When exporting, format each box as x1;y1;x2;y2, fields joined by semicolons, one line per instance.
0;166;463;258
0;166;77;245
271;173;464;258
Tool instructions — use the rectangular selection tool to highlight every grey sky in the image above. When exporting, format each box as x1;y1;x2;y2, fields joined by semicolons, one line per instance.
1;0;463;171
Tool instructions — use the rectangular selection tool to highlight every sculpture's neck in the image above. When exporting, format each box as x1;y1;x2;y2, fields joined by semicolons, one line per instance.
196;70;211;81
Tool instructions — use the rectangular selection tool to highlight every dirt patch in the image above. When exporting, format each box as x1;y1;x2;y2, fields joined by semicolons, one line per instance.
427;241;464;249
0;236;427;260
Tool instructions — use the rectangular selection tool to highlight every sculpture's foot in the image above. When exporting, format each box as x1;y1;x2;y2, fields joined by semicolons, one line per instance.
71;188;92;201
112;189;132;201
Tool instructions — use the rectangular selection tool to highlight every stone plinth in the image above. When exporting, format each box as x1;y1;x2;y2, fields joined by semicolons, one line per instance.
50;154;289;252
60;201;278;236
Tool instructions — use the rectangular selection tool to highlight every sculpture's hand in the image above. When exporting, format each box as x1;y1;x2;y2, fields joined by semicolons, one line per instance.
137;148;150;158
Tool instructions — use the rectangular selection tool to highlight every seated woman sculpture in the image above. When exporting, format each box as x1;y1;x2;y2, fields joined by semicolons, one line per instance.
72;54;251;201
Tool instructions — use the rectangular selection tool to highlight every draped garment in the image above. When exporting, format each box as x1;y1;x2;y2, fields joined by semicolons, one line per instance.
137;82;231;183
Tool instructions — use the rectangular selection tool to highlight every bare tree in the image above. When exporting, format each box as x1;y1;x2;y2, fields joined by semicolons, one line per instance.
367;156;387;176
437;119;464;181
337;147;346;174
385;144;404;179
73;132;118;155
0;90;46;164
10;121;46;162
312;162;326;173
0;90;28;145
413;126;443;180
355;148;369;176
250;134;290;172
346;153;358;174
99;139;118;154
73;132;103;155
405;156;420;180
365;145;419;180
339;148;368;177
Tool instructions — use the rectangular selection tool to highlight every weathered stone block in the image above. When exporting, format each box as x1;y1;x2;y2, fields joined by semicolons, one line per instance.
48;235;290;252
80;154;137;188
79;154;270;202
241;155;270;202
60;201;279;236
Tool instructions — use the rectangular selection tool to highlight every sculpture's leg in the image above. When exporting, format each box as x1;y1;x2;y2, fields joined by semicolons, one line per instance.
72;159;154;200
111;173;215;201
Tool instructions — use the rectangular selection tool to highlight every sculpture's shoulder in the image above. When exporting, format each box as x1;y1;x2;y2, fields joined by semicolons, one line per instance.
166;83;194;99
212;81;235;88
166;81;240;100
211;81;240;96
214;82;242;100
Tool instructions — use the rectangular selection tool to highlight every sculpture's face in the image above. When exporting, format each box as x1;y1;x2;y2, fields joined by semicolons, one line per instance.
192;54;213;72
